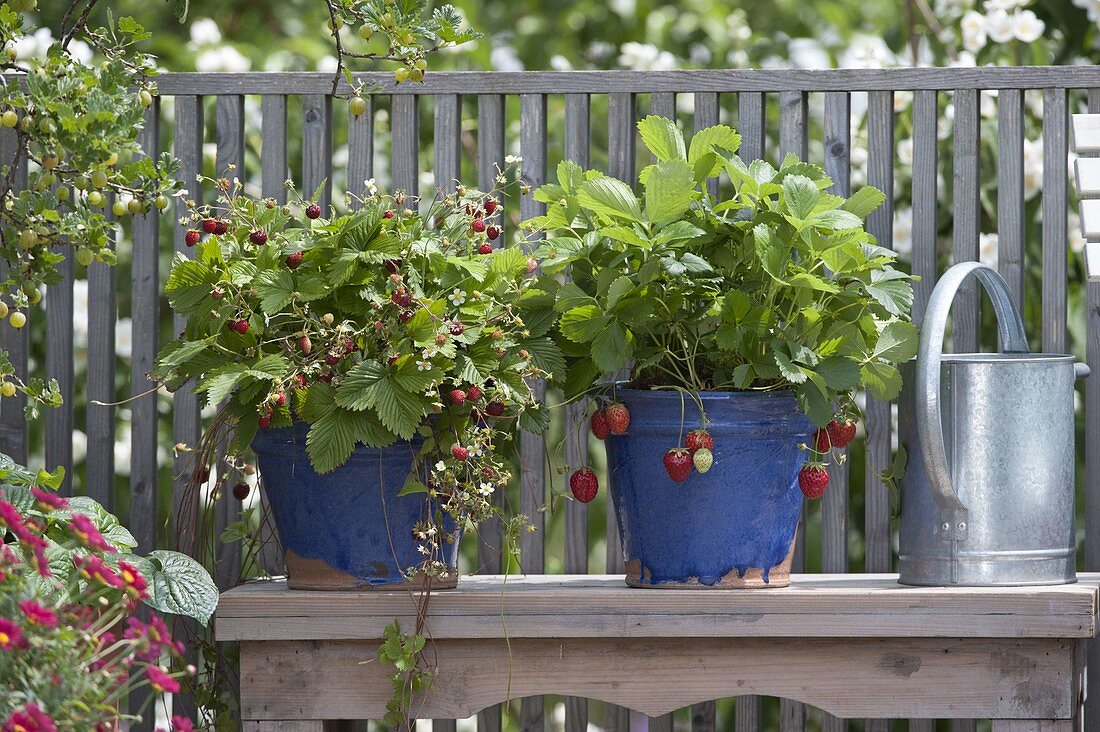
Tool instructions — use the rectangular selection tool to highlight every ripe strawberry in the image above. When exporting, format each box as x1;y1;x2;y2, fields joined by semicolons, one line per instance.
274;392;287;406
827;419;857;449
569;467;599;503
466;386;483;403
249;229;268;246
257;414;270;429
201;218;218;234
483;198;498;215
232;482;251;500
693;447;714;474
605;403;631;435
449;321;465;336
590;410;611;440
471;219;487;234
399;310;413;323
486;401;506;417
185;229;201;247
293;373;307;388
663;448;693;483
318;372;334;384
451;444;469;461
230;319;249;334
477;243;493;255
814;429;832;453
325;353;340;366
685;429;713;453
305;203;322;219
383;210;395;219
298;335;312;355
486;226;500;241
449;389;466;405
391;289;413;308
342;337;356;353
799;464;830;499
213;219;229;235
286;251;304;269
384;258;402;274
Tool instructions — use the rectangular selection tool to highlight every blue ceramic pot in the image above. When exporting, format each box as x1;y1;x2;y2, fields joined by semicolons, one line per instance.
252;422;459;590
605;389;815;588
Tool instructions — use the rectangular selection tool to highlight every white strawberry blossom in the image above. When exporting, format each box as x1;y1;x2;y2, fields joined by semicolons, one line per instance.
434;461;446;471
416;359;432;371
449;289;467;306
478;482;495;496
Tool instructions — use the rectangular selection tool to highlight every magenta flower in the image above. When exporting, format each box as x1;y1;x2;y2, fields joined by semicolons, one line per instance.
117;560;149;600
30;486;67;511
18;600;57;629
73;555;123;590
2;702;57;731
0;617;25;650
146;665;181;693
69;513;113;552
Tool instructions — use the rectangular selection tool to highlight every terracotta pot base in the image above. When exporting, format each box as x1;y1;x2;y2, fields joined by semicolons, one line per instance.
285;551;458;591
623;539;796;590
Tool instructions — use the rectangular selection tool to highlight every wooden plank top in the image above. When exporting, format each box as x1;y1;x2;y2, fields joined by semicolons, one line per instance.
216;573;1099;642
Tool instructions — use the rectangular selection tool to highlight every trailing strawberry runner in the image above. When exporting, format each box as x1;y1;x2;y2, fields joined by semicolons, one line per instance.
529;115;918;588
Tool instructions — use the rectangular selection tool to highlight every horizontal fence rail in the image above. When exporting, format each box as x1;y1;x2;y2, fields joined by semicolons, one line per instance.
0;66;1096;731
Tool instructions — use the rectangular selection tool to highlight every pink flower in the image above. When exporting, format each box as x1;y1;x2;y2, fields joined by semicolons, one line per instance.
146;665;181;693
172;717;195;732
17;600;57;629
117;560;149;600
30;486;67;511
0;617;25;650
69;513;113;552
0;500;40;544
2;702;57;732
73;555;123;590
124;614;180;662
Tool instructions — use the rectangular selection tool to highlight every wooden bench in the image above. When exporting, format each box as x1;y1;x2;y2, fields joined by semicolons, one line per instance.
217;573;1099;731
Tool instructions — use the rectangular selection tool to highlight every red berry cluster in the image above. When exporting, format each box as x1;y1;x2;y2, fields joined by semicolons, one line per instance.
662;427;715;484
589;403;630;440
798;418;857;500
466;197;503;254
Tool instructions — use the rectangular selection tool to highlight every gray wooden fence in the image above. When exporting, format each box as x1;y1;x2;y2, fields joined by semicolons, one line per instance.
3;66;1100;731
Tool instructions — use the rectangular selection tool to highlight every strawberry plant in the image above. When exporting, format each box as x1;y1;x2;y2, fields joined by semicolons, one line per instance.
528;115;918;429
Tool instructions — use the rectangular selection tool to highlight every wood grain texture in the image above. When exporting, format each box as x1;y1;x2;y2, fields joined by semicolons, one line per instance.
347;94;373;203
0;129;28;464
738;92;765;163
302;95;333;210
1042;87;1068;354
477;95;505;244
911;90;939;326
694;92;720;198
149;67;1100;96
243;722;323;732
216;574;1099;642
650;92;676;120
997;89;1025;309
990;722;1073;731
390;95;420;204
237;635;1080;720
86;214;116;508
261;95;289;203
864;90;894;577
433;94;461;196
649;713;673;732
951;88;981;353
44;244;73;494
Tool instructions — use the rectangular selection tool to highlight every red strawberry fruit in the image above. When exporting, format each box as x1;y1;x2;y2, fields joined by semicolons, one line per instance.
485;401;506;417
232;482;251;500
213;219;229;235
391;289;413;308
384;258;402;274
305;203;322;219
201;218;218;234
827;419;857;449
569;468;599;503
249;229;268;246
325;353;340;366
449;389;466;405
605;403;631;435
466;386;483;402
451;444;469;461
663;448;693;483
471;219;487;234
185;230;201;247
685;429;713;453
298;335;312;355
286;251;304;269
799;464;830;499
814;429;832;453
477;243;493;255
398;310;413;323
486;226;500;241
257;415;270;429
383;210;395;219
590;410;611;440
484;198;498;215
449;321;465;336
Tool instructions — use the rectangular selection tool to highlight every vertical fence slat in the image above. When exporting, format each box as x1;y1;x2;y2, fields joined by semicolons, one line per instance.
392;95;419;203
302;94;333;210
261;95;289;203
778;88;808;732
911;90;939;325
952;88;981;353
347;94;374;202
650;92;676;120
433;94;461;196
997;89;1025;309
734;697;760;732
0;129;28;464
1043;87;1069;354
128;99;161;732
45;241;73;494
738;92;765;163
864;88;895;732
1086;83;1100;732
86;210;116;508
518;93;547;732
563;91;590;732
695;92;719;198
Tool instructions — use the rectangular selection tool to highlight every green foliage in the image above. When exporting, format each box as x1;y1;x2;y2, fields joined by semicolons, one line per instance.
529;116;918;426
379;620;432;728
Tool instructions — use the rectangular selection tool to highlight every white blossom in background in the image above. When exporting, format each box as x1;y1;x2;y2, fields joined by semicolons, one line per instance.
839;34;898;69
961;11;988;53
189;18;222;46
984;0;1025;11
618;42;677;71
72;279;89;351
490;43;524;72
981;90;998;119
72;430;87;466
1011;9;1045;42
788;38;830;69
1072;0;1100;25
317;55;339;73
115;318;133;360
1069;211;1086;254
7;27;92;64
894;90;913;113
892;207;913;260
550;55;572;71
726;10;753;42
897;137;914;166
952;50;979;68
936;0;971;18
1023;137;1044;199
985;10;1016;43
979;232;999;267
196;46;251;72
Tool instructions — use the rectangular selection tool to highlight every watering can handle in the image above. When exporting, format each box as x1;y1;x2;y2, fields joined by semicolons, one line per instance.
915;262;1030;542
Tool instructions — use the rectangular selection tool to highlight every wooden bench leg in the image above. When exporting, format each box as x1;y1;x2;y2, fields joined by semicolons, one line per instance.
243;721;324;731
991;721;1073;731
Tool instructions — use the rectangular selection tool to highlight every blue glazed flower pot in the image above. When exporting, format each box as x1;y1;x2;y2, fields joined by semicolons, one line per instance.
605;389;815;588
252;422;459;590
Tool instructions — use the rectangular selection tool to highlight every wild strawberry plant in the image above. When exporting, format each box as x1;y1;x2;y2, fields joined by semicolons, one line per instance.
528;115;919;429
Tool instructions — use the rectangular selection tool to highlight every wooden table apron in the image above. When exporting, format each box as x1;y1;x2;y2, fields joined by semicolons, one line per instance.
216;573;1099;729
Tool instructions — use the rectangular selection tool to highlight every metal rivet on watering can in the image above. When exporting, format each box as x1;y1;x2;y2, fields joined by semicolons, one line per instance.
897;262;1085;587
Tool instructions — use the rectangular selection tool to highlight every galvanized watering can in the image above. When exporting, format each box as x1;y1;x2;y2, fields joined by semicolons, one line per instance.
897;262;1088;586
